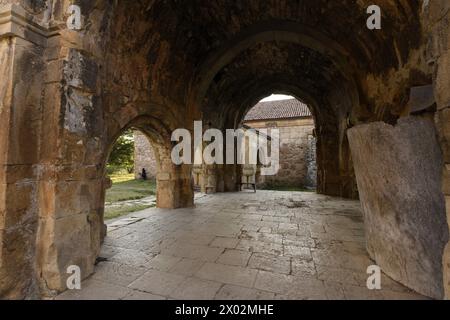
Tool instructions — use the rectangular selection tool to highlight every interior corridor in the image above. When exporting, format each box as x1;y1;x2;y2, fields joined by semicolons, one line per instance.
56;191;424;300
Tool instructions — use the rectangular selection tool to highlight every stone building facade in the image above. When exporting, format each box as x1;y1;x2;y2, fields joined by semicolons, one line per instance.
134;131;157;180
134;99;317;189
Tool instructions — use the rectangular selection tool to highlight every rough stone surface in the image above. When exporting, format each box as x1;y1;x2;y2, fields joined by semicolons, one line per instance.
0;0;448;299
134;131;158;180
348;117;449;299
137;116;318;192
247;117;317;189
426;0;450;298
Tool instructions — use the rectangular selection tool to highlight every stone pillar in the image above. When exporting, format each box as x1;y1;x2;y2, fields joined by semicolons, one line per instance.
0;2;106;299
305;134;318;189
201;164;218;194
316;126;342;196
222;164;240;192
426;0;450;298
192;164;203;189
156;167;194;208
0;4;50;299
437;89;450;300
348;117;449;299
339;135;359;199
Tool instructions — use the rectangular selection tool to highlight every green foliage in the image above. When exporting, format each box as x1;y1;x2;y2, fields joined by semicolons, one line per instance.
107;130;135;174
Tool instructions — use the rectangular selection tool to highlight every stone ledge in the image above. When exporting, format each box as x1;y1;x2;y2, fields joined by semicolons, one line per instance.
0;4;62;46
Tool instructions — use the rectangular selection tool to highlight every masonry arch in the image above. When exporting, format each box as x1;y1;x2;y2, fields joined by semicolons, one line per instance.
103;115;194;210
189;21;360;111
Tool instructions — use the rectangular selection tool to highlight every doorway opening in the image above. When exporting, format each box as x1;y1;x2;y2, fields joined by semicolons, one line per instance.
241;94;317;193
104;129;156;221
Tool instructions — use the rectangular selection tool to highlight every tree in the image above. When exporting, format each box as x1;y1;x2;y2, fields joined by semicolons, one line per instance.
107;130;135;173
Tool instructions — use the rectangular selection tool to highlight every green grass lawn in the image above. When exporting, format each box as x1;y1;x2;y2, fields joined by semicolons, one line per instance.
106;173;157;203
104;173;157;220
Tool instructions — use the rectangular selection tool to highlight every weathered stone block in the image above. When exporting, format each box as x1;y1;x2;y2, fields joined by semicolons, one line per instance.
0;221;39;299
437;106;450;140
444;166;450;195
45;59;63;83
38;180;55;219
63;87;94;136
348;116;449;299
427;0;450;25
445;196;450;229
38;214;96;292
0;187;5;230
4;183;34;221
52;180;100;219
4;165;33;184
444;242;450;299
64;49;98;92
157;172;171;181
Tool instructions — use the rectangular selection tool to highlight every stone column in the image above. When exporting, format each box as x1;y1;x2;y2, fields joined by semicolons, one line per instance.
439;108;450;299
200;164;218;194
156;167;194;208
316;126;342;196
222;164;240;192
436;68;450;299
155;144;194;208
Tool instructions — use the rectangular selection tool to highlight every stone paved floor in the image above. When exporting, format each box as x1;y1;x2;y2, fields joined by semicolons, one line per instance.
57;191;425;300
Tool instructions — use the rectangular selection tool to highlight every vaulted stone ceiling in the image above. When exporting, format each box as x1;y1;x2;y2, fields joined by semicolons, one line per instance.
76;0;428;128
201;41;349;129
2;0;447;300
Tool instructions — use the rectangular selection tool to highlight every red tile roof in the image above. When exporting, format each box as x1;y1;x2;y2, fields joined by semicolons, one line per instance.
244;99;312;121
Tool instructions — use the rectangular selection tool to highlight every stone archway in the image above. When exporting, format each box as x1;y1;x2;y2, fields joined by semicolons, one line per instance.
34;112;194;297
0;0;449;300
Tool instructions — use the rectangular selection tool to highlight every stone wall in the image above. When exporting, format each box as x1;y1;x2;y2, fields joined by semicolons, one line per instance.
1;0;448;299
134;131;157;180
135;117;317;190
247;117;316;189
